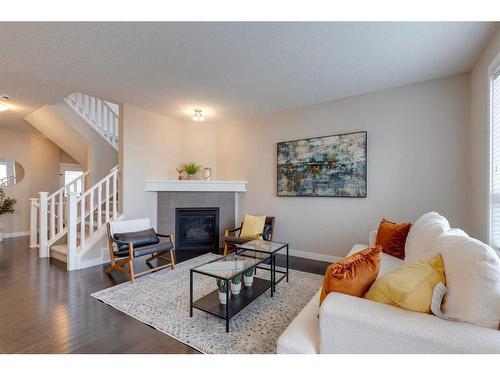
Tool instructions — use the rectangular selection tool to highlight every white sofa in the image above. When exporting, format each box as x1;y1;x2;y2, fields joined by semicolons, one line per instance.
277;213;500;354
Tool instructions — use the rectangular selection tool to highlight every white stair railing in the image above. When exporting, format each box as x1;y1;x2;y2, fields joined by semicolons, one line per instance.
67;166;118;271
0;175;16;187
30;171;90;251
64;92;119;150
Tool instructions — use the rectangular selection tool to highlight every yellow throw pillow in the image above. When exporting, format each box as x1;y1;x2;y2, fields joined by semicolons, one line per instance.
240;214;266;239
364;254;445;313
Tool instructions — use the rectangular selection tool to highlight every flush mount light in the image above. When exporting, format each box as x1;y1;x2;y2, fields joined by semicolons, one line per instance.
0;93;12;112
192;109;204;122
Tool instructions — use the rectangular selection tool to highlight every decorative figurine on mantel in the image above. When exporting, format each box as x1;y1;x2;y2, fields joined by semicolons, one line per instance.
203;167;212;181
176;167;187;180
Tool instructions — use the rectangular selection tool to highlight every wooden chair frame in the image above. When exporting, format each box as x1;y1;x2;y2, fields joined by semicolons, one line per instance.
105;224;175;283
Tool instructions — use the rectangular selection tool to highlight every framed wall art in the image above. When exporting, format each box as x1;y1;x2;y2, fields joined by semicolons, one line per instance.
277;131;367;197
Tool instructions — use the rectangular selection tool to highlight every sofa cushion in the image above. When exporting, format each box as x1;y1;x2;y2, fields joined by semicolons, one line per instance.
404;211;450;263
319;291;500;353
364;254;446;313
348;244;404;276
113;228;159;252
277;290;320;354
376;218;411;259
320;246;381;305
223;236;253;245
133;237;173;258
436;231;500;330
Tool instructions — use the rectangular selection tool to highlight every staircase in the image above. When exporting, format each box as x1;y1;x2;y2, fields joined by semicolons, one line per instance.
64;93;119;150
30;167;119;270
0;175;16;187
28;91;121;270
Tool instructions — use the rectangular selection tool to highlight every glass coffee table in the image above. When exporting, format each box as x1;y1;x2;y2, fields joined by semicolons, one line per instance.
190;252;272;332
234;239;289;294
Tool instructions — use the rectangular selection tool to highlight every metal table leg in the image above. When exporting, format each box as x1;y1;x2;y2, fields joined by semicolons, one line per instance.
270;255;274;297
225;280;230;332
189;270;193;317
286;244;289;282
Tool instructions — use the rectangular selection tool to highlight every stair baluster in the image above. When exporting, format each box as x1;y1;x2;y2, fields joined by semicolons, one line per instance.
63;92;119;150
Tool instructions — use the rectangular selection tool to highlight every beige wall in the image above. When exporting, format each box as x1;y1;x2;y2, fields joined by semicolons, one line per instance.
60;149;80;165
180;122;217;179
120;104;220;219
0;128;60;235
121;104;182;218
216;74;470;257
469;27;500;243
25;102;119;186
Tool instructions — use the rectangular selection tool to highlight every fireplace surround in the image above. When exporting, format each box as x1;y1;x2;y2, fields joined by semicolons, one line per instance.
156;191;238;251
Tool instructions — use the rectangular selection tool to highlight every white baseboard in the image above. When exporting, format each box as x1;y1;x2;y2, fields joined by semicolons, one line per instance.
78;257;106;269
2;231;30;239
289;248;341;263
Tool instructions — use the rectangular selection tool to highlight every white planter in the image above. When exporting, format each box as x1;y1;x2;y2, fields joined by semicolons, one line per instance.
244;275;254;287
0;222;4;242
230;282;241;295
218;291;227;304
187;174;196;180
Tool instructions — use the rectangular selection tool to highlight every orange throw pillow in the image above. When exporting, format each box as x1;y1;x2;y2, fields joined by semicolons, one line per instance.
319;246;382;305
376;218;411;260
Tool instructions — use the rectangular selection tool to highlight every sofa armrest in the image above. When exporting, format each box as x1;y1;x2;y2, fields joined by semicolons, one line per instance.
369;230;377;247
319;292;500;353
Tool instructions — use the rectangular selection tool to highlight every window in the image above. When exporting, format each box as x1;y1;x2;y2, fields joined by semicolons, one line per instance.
490;66;500;249
0;163;6;180
64;170;84;195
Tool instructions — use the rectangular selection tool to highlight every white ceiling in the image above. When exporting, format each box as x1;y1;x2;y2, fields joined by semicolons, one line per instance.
0;22;497;131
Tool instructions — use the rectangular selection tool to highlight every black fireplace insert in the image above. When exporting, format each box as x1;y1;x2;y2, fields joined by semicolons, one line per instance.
175;207;219;251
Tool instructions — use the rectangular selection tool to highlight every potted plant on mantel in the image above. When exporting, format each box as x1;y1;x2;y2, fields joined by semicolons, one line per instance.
182;162;201;180
0;187;17;242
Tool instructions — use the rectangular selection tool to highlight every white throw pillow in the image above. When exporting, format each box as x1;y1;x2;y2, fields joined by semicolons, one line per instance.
435;231;500;330
404;211;450;262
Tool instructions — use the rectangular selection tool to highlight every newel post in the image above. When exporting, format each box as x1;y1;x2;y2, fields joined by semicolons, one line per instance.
66;192;78;271
38;192;48;258
29;198;38;248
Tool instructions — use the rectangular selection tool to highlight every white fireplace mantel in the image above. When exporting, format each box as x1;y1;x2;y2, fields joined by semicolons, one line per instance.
144;180;247;192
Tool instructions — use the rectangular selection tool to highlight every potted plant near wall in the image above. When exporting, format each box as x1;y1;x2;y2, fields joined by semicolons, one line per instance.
217;279;228;304
183;162;201;180
244;267;255;287
230;274;242;295
0;187;17;242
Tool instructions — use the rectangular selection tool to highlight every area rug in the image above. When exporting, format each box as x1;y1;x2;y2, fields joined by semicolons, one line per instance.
91;253;323;354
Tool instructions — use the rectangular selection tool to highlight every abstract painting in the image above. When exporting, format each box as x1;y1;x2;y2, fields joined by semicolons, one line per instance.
277;131;367;197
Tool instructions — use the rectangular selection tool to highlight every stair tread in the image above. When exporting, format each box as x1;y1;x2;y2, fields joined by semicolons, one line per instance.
51;244;68;254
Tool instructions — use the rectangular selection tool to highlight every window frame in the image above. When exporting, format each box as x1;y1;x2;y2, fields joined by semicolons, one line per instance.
487;52;500;249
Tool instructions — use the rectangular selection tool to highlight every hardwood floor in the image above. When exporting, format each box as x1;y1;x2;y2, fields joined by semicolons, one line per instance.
0;236;330;354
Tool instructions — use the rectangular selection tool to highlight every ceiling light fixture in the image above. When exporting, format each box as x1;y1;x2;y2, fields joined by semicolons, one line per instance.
0;103;8;112
192;109;204;122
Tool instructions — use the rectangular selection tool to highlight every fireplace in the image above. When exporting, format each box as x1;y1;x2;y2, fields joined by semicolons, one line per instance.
175;207;220;251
